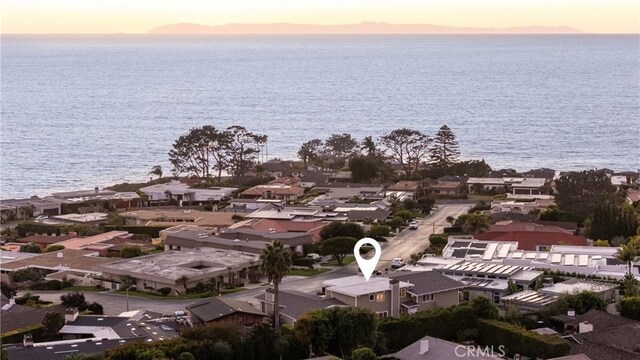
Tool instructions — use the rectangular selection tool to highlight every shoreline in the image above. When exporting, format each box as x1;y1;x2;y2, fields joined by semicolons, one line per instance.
2;159;638;200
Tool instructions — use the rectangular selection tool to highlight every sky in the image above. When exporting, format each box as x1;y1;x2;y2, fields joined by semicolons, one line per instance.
1;0;639;34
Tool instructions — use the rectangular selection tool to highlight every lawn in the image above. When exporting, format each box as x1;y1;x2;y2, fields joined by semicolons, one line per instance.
322;255;355;267
288;268;332;277
113;290;215;300
62;286;106;292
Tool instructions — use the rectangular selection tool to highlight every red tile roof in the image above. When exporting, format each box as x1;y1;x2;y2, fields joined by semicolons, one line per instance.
475;231;588;251
237;219;326;241
489;221;574;234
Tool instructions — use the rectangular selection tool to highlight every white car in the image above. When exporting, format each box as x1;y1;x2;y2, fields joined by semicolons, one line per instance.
391;258;406;269
306;253;322;262
408;221;418;229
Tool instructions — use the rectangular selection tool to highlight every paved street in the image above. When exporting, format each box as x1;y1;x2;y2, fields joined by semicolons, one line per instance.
21;204;473;314
375;203;473;270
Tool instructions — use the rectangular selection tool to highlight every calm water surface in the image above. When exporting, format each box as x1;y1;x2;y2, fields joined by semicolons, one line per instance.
1;35;639;198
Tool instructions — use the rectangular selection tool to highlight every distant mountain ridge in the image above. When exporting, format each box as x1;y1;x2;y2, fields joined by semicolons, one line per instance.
148;22;583;35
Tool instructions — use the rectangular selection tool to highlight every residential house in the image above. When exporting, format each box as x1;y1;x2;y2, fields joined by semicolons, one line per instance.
139;181;237;204
0;249;119;287
239;185;304;202
314;184;385;201
225;199;284;213
466;177;547;195
390;335;497;359
185;297;267;329
120;209;237;228
300;171;331;188
433;261;543;304
539;278;618;303
1;295;66;334
502;278;619;314
161;228;292;254
322;276;413;318
97;248;260;294
550;310;640;360
228;218;326;244
388;271;466;314
428;180;462;196
6;338;145;360
440;238;637;280
0;198;62;220
256;289;346;326
45;188;142;210
387;181;423;198
474;229;588;251
269;176;301;186
13;234;77;251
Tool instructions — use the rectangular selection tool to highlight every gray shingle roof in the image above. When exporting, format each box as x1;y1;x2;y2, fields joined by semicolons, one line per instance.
390;271;466;295
256;290;345;320
186;297;266;323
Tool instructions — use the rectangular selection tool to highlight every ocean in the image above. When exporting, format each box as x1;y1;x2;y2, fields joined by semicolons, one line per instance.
1;35;639;198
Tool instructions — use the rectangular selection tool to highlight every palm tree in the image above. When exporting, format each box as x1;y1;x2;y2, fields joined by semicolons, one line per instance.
176;275;189;293
148;165;163;179
260;240;292;333
463;212;490;235
361;136;377;157
617;243;639;276
446;216;456;227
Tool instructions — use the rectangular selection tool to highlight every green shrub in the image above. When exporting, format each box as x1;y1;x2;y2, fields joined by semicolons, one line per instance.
157;287;172;296
617;296;640;321
428;234;448;247
476;319;570;358
292;257;315;269
30;280;63;291
45;245;65;252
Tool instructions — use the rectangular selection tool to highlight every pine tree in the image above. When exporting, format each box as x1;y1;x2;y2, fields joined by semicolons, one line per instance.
429;125;460;167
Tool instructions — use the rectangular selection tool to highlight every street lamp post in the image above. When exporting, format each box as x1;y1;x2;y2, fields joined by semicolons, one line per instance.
126;285;134;312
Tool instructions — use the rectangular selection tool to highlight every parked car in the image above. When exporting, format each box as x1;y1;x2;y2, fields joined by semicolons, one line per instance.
408;221;418;229
391;258;406;269
306;253;322;262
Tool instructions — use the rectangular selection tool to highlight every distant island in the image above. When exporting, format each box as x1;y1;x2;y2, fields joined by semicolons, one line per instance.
147;22;583;35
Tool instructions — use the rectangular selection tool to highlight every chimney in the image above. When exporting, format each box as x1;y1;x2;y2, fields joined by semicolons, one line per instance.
265;288;275;302
419;339;429;354
94;186;99;194
390;279;400;318
567;309;575;317
65;307;79;323
23;334;33;347
579;321;593;333
9;297;15;306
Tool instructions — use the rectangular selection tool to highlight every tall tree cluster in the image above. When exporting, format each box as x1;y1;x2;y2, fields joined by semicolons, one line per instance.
168;125;266;181
590;203;639;241
554;170;616;218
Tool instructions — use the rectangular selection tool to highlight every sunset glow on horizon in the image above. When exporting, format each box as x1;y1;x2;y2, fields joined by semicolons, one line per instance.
1;0;639;34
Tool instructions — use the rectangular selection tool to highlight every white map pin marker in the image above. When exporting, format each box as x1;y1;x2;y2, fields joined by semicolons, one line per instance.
354;237;382;281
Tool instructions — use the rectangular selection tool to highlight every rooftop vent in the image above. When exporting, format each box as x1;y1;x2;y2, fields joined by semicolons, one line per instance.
419;339;429;354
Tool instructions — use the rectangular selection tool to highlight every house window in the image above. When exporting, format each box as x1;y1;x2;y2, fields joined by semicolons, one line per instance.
369;294;375;301
375;292;385;302
422;293;434;302
376;311;388;318
493;292;501;304
399;288;407;297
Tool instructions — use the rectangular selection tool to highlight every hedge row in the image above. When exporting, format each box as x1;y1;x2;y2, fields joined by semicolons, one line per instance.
476;319;570;359
103;225;169;238
1;324;44;344
379;305;476;353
